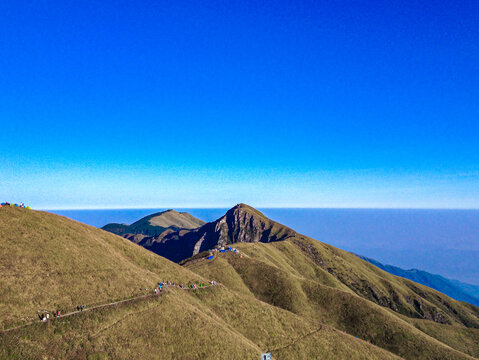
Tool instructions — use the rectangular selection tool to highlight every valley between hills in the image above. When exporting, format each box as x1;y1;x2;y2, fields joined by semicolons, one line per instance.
1;204;478;359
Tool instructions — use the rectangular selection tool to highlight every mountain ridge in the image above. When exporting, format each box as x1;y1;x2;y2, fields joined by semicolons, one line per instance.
133;203;297;262
357;255;479;307
0;206;407;359
1;205;479;359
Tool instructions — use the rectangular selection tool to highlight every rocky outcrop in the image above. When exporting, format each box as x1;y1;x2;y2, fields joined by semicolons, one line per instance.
143;204;297;262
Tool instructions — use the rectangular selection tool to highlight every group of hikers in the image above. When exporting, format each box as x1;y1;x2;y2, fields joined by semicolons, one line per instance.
38;280;218;322
153;280;218;294
38;310;62;322
0;202;30;209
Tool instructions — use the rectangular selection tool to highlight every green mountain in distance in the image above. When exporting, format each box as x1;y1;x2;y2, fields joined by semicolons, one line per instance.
357;255;479;307
1;205;479;359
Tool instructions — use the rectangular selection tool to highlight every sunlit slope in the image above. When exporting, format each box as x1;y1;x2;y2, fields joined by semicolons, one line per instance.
102;209;205;236
184;240;479;359
0;207;404;360
0;207;202;328
0;286;402;360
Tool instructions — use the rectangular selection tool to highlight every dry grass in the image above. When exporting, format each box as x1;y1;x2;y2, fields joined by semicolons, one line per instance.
1;207;479;359
0;207;202;329
185;241;479;359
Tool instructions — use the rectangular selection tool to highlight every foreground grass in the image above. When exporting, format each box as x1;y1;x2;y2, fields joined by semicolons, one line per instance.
2;207;478;359
0;207;202;329
1;287;401;360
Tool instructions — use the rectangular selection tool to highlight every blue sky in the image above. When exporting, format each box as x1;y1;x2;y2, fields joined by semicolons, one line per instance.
1;0;478;209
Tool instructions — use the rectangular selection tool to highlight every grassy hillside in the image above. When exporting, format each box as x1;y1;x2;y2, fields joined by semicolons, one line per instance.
0;207;403;359
0;286;402;360
0;207;202;329
184;238;479;359
1;206;479;359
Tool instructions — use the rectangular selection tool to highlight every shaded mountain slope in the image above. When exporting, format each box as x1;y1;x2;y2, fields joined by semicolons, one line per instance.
140;204;297;262
102;209;205;237
357;255;479;307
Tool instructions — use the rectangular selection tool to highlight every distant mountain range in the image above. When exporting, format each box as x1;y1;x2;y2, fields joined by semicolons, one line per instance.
358;255;479;307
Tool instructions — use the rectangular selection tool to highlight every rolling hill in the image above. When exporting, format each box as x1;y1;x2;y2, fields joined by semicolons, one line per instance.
102;209;205;237
1;205;479;359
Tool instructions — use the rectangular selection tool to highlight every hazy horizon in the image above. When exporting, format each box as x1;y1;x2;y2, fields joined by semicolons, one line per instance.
40;205;479;211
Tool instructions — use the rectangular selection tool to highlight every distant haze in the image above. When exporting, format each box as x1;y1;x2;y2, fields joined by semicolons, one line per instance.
52;208;479;286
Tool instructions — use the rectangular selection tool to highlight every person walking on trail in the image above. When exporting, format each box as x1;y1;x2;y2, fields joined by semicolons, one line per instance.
80;305;85;311
56;310;60;317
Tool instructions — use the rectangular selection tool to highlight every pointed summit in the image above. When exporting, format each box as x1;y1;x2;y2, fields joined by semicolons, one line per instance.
221;203;295;244
144;204;297;262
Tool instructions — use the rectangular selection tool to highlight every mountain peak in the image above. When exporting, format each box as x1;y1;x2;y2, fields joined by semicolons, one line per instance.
102;209;205;236
226;203;267;219
145;204;298;262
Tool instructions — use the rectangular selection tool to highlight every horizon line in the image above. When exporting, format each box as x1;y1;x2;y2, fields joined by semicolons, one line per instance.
41;205;479;211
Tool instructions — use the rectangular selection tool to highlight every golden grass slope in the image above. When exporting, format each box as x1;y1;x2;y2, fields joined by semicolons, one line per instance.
0;207;404;359
1;286;402;360
184;239;479;359
0;207;202;329
138;209;205;229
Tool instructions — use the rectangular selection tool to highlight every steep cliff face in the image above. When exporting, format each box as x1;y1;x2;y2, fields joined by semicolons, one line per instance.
144;204;297;262
194;204;296;251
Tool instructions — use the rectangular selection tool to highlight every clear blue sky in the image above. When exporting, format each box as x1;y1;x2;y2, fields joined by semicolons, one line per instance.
1;0;478;209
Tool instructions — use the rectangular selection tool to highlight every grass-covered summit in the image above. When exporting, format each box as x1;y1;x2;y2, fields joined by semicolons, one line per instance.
102;209;205;236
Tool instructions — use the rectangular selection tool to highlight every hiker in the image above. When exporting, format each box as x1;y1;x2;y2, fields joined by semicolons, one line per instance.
80;305;85;311
56;310;60;317
154;288;158;295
